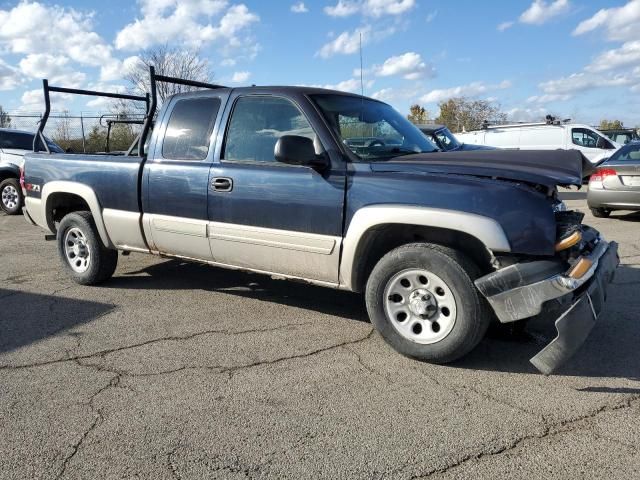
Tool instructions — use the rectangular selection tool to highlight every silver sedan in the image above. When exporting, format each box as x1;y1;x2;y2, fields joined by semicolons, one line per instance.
587;141;640;217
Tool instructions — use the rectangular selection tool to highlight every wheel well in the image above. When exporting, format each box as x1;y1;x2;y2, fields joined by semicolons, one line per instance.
350;224;494;292
46;192;91;230
0;171;18;182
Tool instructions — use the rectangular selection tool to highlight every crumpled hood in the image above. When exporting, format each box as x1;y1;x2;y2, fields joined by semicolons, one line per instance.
370;149;589;188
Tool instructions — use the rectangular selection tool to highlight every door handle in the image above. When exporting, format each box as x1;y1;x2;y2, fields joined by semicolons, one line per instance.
212;177;233;192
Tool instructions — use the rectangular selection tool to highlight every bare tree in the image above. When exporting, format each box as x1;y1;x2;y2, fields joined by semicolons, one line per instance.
407;104;430;125
124;44;214;110
0;106;11;128
436;97;507;132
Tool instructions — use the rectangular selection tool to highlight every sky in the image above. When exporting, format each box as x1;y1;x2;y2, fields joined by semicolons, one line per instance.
1;0;640;126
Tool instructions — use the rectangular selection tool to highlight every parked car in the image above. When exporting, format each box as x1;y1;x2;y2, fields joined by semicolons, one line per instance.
418;124;494;151
22;69;618;374
587;141;640;217
0;128;63;214
457;121;621;165
599;128;639;146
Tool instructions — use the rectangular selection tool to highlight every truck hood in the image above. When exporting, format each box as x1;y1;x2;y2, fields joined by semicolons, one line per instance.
370;149;588;188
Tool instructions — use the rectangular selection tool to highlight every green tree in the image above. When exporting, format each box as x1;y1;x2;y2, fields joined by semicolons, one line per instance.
407;104;430;125
599;119;624;130
436;97;507;132
0;106;11;128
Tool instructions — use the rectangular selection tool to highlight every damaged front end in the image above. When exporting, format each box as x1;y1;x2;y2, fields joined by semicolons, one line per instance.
475;211;619;375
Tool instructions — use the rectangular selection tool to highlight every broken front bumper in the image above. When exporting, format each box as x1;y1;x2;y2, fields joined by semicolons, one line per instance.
475;238;619;375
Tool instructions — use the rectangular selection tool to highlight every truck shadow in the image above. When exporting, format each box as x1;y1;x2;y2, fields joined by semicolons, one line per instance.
108;260;369;323
106;260;639;382
0;289;114;355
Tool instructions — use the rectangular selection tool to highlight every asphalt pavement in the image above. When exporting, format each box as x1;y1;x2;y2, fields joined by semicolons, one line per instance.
1;193;639;479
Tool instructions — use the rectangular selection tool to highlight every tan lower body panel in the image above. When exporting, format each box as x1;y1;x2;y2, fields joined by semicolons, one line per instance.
208;222;341;283
144;213;212;260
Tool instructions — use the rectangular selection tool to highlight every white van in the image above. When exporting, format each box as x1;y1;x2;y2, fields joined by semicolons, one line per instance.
457;122;621;164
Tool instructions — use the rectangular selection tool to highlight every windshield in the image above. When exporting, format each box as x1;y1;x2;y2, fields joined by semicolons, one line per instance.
607;142;640;162
433;127;462;151
0;131;64;153
312;94;438;160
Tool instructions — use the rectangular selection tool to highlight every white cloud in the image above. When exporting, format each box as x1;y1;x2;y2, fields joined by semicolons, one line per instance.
371;88;394;101
573;0;640;41
585;40;640;72
0;59;21;91
370;52;434;80
315;77;375;93
506;107;548;122
324;0;415;18
220;58;237;67
526;93;572;103
520;0;570;25
539;72;635;95
0;2;114;67
231;71;251;83
291;2;308;13
497;21;514;31
420;80;511;103
317;26;371;58
425;10;437;23
115;1;259;52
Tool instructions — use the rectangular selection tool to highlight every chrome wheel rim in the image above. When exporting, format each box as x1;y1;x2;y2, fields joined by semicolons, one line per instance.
383;268;457;344
1;185;18;209
64;227;91;273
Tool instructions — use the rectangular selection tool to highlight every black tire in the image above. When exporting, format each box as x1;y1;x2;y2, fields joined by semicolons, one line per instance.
0;177;23;215
365;243;490;364
56;211;118;285
590;207;611;218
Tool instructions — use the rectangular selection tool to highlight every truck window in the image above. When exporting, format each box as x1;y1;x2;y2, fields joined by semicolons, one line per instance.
162;97;220;160
223;96;316;163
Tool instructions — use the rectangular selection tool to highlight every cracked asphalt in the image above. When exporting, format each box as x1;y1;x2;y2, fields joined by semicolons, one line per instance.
1;192;639;479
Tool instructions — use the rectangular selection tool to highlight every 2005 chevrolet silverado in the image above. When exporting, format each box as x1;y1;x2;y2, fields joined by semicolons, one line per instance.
22;69;618;374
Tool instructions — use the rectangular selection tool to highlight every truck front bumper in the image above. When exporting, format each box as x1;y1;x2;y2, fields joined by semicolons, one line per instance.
475;238;619;375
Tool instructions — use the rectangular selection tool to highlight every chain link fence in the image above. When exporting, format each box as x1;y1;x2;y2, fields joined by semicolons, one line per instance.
4;112;146;153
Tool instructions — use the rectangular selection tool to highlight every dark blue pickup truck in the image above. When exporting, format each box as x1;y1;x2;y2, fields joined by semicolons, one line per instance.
22;69;618;374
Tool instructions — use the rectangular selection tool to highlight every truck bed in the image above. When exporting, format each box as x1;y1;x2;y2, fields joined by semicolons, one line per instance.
24;152;143;212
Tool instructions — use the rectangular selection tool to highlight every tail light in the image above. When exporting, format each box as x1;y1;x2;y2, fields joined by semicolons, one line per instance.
19;166;26;195
589;168;617;184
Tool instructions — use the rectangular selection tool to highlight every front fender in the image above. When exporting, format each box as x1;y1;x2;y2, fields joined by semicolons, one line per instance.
339;205;511;291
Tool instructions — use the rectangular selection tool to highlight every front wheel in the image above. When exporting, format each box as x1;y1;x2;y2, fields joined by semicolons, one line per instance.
57;211;118;285
365;243;490;364
0;178;23;215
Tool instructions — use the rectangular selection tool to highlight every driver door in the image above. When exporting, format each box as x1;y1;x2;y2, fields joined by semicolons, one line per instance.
207;94;346;284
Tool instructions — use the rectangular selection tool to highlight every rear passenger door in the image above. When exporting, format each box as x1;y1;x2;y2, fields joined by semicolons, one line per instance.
144;94;224;260
207;93;346;284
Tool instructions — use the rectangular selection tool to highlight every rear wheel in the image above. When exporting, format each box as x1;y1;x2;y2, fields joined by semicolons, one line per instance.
57;211;118;285
0;178;23;215
365;243;490;364
590;207;611;218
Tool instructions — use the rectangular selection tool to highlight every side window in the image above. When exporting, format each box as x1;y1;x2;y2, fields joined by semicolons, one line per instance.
223;96;316;163
572;128;599;148
162;97;220;160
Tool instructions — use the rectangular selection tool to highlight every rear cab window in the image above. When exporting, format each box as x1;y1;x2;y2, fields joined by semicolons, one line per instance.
162;97;221;160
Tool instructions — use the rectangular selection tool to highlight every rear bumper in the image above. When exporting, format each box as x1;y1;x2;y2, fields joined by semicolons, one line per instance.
476;238;619;374
587;187;640;210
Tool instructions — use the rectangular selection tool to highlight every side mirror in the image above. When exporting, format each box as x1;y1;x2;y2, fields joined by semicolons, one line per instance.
274;135;329;171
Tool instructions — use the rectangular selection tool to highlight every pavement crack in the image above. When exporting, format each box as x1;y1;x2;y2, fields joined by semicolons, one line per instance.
0;321;315;371
409;395;640;479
